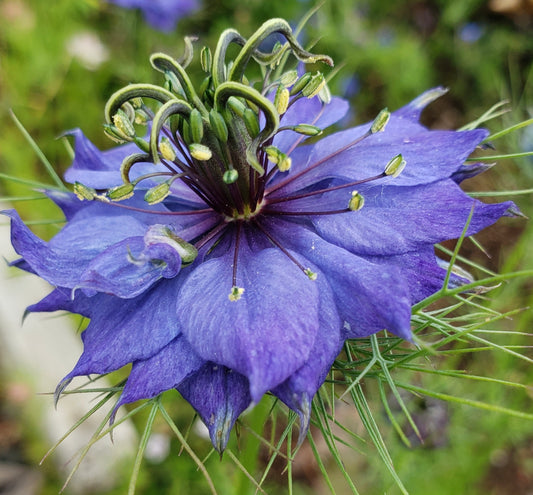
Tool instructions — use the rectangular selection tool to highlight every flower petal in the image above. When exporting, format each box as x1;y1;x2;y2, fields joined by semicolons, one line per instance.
4;209;148;288
177;235;320;401
269;220;412;339
272;276;342;443
177;364;251;452
312;180;517;256
115;335;204;410
64;278;182;378
78;225;185;298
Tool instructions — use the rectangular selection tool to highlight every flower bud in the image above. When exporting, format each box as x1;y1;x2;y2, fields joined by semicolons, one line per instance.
159;137;176;162
209;110;229;142
189;143;212;161
371;108;391;134
144;182;171;205
107;182;135;201
223;169;239;184
190;108;204;144
384;154;406;178
348;191;365;211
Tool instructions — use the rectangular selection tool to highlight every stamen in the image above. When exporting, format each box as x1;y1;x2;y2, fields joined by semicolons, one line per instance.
262;208;351;216
265;172;385;205
232;222;242;288
254;220;317;278
266;106;391;197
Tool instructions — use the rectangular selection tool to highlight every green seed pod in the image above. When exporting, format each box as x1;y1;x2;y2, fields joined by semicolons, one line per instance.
280;69;299;88
348;191;365;211
73;182;97;201
200;46;212;72
243;108;260;138
189;143;212;161
223;169;239;184
209;109;229;142
371;108;391;134
301;72;326;98
289;72;312;96
144;182;171;205
274;85;290;115
107;182;135;201
112;109;136;139
384;154;406;177
159;137;176;161
103;124;128;144
227;96;247;117
189;108;204;143
292;124;323;136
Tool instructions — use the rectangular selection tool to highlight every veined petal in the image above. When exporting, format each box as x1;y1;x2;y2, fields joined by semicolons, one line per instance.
272;276;342;443
312;180;517;256
365;245;468;304
78;225;185;298
177;236;320;402
177;364;251;453
4;209;147;289
115;335;204;410
64;278;182;378
268;220;412;339
271;126;488;196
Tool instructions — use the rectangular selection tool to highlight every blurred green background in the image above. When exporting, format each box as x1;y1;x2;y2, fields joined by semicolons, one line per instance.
0;0;532;493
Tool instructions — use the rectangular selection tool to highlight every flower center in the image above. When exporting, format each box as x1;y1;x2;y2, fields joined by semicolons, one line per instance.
72;20;406;300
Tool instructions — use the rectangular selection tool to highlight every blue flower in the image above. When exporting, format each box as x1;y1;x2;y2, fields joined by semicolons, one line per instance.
107;0;198;32
5;19;517;452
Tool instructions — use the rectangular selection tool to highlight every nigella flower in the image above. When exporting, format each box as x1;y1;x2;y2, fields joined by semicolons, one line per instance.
5;19;517;452
107;0;198;32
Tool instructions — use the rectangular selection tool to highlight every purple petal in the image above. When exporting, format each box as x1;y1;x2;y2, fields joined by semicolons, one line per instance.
114;335;204;411
271;126;488;196
312;180;517;256
176;235;320;401
64;278;182;378
272;276;342;443
178;364;251;452
4;209;147;288
78;225;184;298
269;220;413;339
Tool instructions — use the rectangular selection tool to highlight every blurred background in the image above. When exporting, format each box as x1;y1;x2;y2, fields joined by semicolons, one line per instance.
0;0;532;493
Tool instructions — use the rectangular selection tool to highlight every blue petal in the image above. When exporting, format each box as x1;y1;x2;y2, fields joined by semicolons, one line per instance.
176;235;320;401
78;225;184;298
64;278;182;378
177;363;251;453
114;335;204;411
270;125;488;196
4;209;147;288
312;180;517;256
269;220;413;339
272;276;342;443
365;245;465;304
